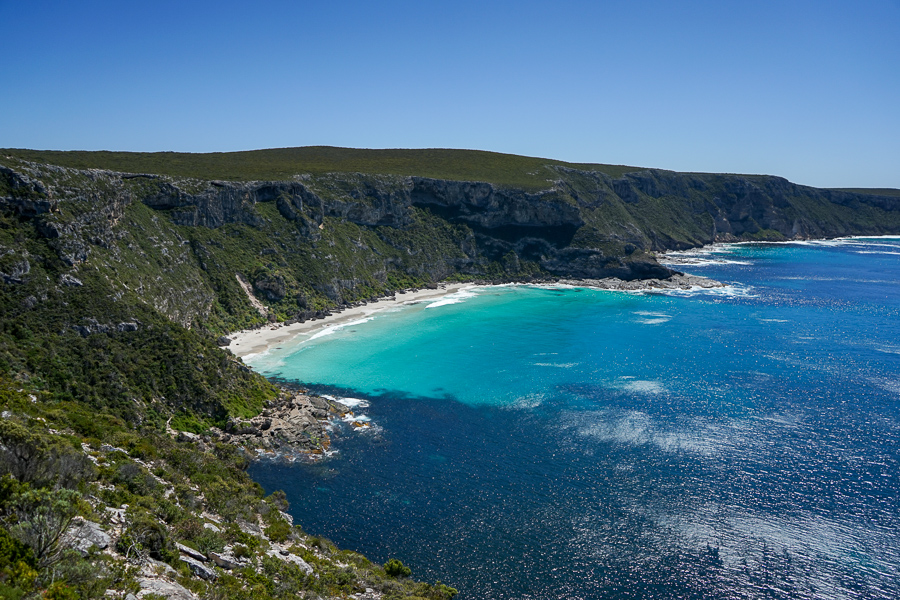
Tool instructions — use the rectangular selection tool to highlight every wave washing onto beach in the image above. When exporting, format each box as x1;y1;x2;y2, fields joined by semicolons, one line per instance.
422;288;481;309
307;317;375;341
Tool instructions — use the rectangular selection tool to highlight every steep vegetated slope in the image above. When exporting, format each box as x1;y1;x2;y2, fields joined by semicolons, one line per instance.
1;147;899;598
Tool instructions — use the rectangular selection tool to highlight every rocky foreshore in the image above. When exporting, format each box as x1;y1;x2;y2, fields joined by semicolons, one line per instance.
557;272;725;291
171;389;359;460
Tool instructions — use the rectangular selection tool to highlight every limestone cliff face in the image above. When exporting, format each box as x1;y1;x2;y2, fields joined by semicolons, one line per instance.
2;157;900;331
594;169;900;247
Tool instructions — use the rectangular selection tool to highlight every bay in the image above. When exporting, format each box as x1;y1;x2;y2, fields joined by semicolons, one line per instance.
249;238;900;599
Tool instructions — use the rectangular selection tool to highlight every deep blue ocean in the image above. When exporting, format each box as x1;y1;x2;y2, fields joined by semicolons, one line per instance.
248;238;900;599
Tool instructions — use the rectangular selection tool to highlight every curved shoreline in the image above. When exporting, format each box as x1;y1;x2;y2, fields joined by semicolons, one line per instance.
226;273;724;360
227;284;479;359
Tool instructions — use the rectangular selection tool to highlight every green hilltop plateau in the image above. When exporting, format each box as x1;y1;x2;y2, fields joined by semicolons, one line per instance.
1;146;899;599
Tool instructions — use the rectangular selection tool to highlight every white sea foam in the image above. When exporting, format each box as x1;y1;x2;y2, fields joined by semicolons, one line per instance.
661;245;753;266
634;311;672;325
660;253;753;267
664;284;756;298
508;393;545;409
621;379;666;394
868;377;900;395
564;410;723;456
533;362;578;368
342;413;371;423
424;289;480;309
332;397;370;409
306;317;374;341
649;504;900;597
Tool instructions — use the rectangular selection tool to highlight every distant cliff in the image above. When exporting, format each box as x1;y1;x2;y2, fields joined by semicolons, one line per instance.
3;156;900;336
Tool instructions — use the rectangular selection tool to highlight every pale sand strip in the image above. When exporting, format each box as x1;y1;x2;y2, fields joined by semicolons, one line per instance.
227;273;723;359
227;284;475;359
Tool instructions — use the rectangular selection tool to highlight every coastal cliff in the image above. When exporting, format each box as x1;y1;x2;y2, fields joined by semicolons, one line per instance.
2;147;900;598
4;152;899;335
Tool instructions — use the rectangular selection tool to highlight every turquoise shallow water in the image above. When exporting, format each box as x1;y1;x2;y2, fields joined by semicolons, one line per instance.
249;238;900;599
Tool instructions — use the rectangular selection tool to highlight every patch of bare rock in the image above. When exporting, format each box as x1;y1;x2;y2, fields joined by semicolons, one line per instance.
171;389;352;460
558;272;725;291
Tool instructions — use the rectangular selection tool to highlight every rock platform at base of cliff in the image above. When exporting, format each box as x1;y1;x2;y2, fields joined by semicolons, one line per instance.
556;272;725;292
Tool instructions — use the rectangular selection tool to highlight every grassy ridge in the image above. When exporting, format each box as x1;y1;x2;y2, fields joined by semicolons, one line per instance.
1;146;642;190
830;187;900;198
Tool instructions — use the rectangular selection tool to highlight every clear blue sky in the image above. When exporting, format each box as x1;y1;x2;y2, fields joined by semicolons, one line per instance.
1;0;898;188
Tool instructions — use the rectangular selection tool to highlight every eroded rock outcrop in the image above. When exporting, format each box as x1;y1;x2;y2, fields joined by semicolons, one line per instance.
212;391;341;457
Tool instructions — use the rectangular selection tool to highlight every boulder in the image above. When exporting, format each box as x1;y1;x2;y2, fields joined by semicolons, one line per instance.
266;547;313;575
209;549;248;570
176;541;207;562
59;273;83;287
177;431;200;443
180;555;217;580
137;578;197;600
65;519;111;556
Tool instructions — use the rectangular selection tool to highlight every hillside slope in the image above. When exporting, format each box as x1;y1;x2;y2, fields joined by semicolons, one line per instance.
4;151;899;335
2;148;900;598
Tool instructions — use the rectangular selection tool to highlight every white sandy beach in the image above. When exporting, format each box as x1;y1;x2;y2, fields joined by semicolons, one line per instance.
227;284;477;359
227;273;727;359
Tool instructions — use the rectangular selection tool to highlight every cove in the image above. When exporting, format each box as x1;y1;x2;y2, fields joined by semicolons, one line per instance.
248;239;900;599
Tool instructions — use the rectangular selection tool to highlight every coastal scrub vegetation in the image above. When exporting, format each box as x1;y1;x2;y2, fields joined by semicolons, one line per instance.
1;146;641;191
0;155;466;597
0;381;458;599
2;148;900;598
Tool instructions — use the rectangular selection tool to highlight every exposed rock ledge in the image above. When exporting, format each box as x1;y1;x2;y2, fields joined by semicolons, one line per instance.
173;390;356;460
556;272;725;291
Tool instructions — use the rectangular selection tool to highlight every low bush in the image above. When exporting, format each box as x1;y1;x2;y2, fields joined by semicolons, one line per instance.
384;558;412;578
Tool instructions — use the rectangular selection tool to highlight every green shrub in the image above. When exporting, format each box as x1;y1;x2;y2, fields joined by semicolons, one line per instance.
384;558;411;578
0;528;36;571
264;519;291;543
5;487;83;569
193;528;225;555
224;524;261;552
116;509;176;563
0;581;25;600
43;581;79;600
